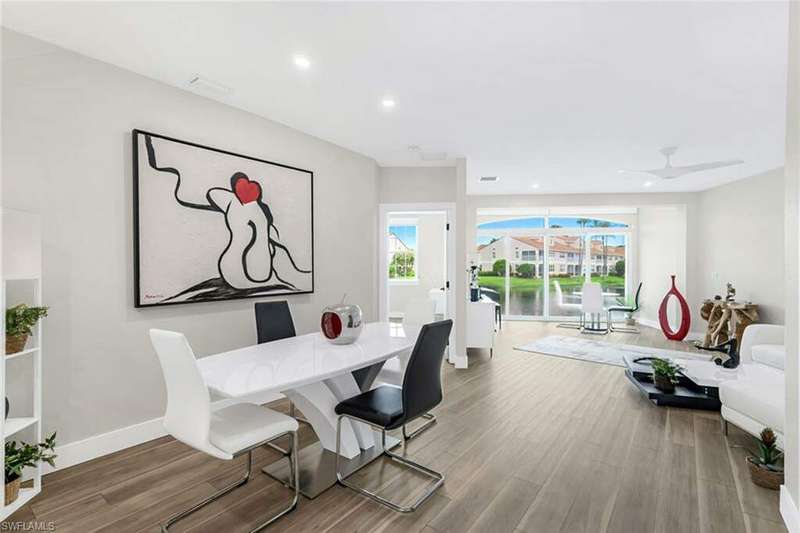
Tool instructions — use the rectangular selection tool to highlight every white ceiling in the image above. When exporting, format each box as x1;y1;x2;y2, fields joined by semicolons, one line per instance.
2;2;789;195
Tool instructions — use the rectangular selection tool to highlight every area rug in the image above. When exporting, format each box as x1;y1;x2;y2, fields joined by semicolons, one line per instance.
515;335;709;367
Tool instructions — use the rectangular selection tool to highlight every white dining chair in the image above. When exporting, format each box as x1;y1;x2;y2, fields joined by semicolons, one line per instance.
149;329;300;533
580;283;607;334
554;280;583;330
376;298;438;440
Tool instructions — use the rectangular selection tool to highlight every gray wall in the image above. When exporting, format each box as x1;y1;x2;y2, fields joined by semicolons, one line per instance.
2;29;380;445
379;167;457;203
695;168;785;324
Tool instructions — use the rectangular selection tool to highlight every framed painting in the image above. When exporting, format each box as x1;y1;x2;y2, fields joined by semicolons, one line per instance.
132;129;314;307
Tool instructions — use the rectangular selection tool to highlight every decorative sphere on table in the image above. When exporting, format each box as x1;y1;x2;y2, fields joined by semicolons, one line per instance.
321;302;363;344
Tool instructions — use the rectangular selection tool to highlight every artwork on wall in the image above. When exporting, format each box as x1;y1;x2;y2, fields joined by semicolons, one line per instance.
132;129;314;307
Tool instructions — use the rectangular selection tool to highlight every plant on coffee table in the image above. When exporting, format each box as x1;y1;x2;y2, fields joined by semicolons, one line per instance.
747;427;783;490
650;358;681;393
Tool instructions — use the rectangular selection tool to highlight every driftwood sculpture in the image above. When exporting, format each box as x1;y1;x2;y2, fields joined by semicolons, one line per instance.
699;298;758;349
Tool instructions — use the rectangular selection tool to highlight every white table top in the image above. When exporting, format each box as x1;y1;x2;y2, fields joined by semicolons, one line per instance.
672;358;741;387
198;322;419;398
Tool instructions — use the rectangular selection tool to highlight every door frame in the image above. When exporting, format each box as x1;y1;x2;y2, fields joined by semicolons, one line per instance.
378;203;457;361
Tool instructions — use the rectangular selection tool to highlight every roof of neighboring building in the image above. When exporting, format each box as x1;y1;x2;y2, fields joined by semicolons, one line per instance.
480;235;625;257
389;233;411;251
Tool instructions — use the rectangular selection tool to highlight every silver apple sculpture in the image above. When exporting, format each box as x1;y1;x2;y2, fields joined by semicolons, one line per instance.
321;295;363;345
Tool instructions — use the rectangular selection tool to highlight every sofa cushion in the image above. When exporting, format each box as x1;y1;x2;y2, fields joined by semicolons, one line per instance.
751;344;786;371
719;365;784;432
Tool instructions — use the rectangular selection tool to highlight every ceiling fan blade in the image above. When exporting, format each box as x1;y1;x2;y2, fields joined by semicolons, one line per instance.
662;159;745;178
617;168;662;176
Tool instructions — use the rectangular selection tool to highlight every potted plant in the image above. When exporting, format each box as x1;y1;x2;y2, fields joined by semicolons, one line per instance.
650;358;681;393
746;427;783;490
5;304;48;355
615;296;637;326
5;433;56;505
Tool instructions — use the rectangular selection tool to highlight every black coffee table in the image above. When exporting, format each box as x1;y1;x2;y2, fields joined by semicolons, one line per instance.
623;355;722;411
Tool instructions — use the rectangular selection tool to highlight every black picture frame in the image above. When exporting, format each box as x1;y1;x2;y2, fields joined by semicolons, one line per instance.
132;129;314;308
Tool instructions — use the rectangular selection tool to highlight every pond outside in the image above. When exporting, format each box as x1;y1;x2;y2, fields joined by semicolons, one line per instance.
478;274;625;316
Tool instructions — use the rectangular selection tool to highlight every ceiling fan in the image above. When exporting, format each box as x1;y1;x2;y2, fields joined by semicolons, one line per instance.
619;146;744;180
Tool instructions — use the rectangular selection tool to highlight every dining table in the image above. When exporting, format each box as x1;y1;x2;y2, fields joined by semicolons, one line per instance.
197;321;420;498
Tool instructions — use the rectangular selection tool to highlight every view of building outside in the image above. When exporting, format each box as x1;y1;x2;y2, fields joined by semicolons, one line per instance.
475;216;628;317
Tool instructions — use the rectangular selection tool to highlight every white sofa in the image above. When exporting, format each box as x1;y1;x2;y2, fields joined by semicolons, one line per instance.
719;324;785;445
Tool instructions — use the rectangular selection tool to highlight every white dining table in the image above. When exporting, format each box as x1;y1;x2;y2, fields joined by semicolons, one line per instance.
197;321;420;498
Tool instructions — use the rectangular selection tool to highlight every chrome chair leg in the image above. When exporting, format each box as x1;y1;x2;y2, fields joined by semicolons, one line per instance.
402;413;437;441
266;401;310;455
607;310;640;334
252;431;299;533
162;431;299;533
335;414;444;513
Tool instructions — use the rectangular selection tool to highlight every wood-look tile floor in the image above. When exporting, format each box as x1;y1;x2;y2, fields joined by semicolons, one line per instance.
4;322;787;532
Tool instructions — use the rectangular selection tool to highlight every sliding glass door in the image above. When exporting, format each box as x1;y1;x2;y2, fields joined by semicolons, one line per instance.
589;234;627;309
476;210;632;321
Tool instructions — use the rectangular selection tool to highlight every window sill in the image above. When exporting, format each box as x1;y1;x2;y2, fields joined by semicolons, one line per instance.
389;279;420;286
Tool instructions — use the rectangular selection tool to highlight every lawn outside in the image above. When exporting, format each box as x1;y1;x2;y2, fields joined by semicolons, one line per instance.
478;274;624;290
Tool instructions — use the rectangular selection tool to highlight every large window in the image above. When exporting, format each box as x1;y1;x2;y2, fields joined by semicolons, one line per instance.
476;209;632;319
388;223;417;282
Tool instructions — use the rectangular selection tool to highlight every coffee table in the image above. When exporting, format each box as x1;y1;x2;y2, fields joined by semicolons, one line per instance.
623;354;740;410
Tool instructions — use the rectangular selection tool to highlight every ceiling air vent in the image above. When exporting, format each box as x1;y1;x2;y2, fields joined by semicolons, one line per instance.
479;176;499;182
188;75;233;97
420;152;447;162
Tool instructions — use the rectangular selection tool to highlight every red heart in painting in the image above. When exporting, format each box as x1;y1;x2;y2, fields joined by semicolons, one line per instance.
234;176;262;204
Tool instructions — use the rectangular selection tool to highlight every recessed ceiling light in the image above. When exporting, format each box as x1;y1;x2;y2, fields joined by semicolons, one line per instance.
643;181;653;187
530;184;540;189
479;176;499;182
407;145;421;151
293;55;311;70
382;98;396;109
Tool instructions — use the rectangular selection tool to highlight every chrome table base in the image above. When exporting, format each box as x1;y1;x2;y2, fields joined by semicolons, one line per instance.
263;434;401;499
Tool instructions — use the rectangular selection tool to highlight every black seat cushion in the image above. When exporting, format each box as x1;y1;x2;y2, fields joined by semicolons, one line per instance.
335;386;404;429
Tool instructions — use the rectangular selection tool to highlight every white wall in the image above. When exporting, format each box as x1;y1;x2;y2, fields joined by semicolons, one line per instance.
1;29;380;446
782;1;800;526
695;168;785;325
388;212;446;316
637;205;687;327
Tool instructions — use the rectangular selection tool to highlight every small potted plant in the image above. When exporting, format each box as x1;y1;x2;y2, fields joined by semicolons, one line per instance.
746;427;783;490
616;296;637;326
5;304;48;355
650;358;681;393
5;433;56;505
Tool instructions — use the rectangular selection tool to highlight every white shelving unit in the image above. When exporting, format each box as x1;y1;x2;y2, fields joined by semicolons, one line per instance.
1;210;43;520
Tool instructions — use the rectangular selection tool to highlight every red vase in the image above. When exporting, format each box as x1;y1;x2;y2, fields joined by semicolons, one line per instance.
658;275;691;341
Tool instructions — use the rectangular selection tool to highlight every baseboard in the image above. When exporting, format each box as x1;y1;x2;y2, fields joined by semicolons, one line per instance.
781;486;800;533
42;391;283;475
637;318;704;342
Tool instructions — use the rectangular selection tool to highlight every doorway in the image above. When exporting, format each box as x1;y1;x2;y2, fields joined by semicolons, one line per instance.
378;203;456;358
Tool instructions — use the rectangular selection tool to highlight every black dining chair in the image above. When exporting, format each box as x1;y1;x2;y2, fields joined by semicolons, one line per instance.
255;301;297;344
255;301;306;454
607;281;643;333
334;319;453;513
